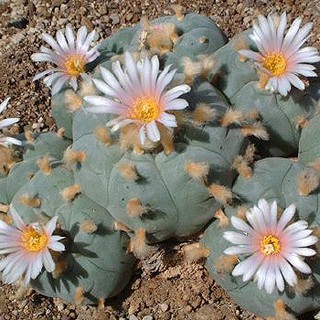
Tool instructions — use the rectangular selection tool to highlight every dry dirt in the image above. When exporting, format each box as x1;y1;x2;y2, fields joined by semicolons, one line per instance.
0;0;320;319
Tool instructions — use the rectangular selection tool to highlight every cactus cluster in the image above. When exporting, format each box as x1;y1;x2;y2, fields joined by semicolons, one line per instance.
0;7;320;318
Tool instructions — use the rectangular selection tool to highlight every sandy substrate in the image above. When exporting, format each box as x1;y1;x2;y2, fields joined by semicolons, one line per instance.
0;0;319;319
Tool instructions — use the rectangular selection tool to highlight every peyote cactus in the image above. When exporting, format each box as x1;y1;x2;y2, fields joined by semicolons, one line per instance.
201;157;320;318
0;11;244;304
209;13;320;157
47;11;248;249
1;7;320;316
51;12;228;139
9;166;135;304
199;14;320;312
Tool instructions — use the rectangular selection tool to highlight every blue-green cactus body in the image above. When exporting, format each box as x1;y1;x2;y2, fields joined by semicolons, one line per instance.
210;31;320;157
51;13;227;138
299;113;320;165
202;219;320;318
98;25;140;54
1;132;71;204
70;76;247;243
201;157;320;317
10;166;136;304
31;193;135;304
0;176;8;204
128;13;227;52
209;31;258;98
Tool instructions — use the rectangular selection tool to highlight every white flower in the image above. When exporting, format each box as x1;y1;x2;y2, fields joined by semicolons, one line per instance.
239;13;320;96
84;52;191;145
223;199;318;294
0;207;65;285
31;25;100;94
0;98;21;147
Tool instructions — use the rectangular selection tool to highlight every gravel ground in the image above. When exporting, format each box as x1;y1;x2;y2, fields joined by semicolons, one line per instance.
0;0;320;319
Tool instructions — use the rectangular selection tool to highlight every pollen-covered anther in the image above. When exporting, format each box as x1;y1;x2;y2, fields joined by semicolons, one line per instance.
293;276;314;295
126;198;147;217
80;219;98;234
214;209;230;228
192;103;217;125
61;184;81;202
241;122;269;140
232;155;253;179
74;287;85;306
171;4;184;20
208;183;233;205
183;57;202;85
56;127;65;138
114;221;131;233
19;194;41;208
274;299;296;320
298;168;320;196
52;260;68;279
65;90;82;111
36;155;52;175
183;243;210;263
63;148;86;165
94;126;112;145
185;161;209;182
118;162;139;181
220;109;245;127
129;228;153;259
214;255;238;274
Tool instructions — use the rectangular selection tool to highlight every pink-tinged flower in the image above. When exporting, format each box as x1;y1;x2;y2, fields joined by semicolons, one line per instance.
239;13;320;96
223;199;318;294
0;207;65;285
31;25;100;94
0;98;21;147
84;53;191;145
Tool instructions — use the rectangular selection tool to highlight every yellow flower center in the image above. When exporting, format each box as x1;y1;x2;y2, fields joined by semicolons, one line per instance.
65;55;87;76
260;235;281;256
130;97;160;123
262;53;287;76
21;227;48;252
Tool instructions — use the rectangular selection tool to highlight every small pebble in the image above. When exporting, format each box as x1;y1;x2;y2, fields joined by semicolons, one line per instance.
159;303;169;312
110;12;120;25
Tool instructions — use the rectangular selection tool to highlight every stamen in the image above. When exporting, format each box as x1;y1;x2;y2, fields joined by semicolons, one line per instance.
260;235;281;255
130;97;160;123
21;227;48;252
65;55;87;76
262;53;287;76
